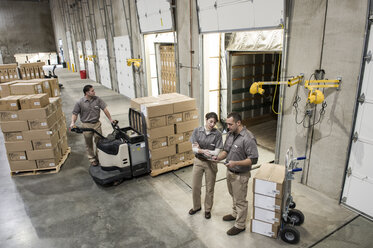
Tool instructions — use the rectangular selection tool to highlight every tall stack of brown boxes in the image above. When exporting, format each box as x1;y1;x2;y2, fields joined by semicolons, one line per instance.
251;163;285;239
131;93;199;176
0;64;19;83
0;79;67;174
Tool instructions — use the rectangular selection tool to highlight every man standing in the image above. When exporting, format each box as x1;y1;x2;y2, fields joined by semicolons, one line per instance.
70;85;114;166
214;112;258;236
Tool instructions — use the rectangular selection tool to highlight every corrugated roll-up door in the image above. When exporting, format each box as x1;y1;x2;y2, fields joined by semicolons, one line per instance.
136;0;174;33
196;0;284;33
342;23;373;219
160;44;176;94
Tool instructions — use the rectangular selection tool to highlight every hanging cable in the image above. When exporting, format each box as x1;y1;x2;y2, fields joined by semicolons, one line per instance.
271;53;282;114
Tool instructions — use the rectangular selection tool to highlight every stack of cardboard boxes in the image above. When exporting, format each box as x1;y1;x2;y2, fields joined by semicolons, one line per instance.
251;163;285;239
0;78;60;99
19;62;45;79
131;93;199;176
0;64;19;83
0;79;68;174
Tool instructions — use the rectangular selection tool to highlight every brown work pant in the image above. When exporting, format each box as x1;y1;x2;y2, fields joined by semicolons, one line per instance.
226;170;251;229
82;122;102;163
192;158;218;212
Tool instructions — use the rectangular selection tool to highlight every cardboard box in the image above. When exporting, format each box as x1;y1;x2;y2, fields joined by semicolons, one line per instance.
147;125;174;139
172;98;196;113
168;133;184;145
175;119;199;134
9;160;37;171
253;164;285;199
250;219;279;238
0;120;29;132
55;106;63;119
18;104;53;120
157;93;188;100
184;130;193;141
32;132;59;150
10;82;43;95
150;157;169;170
28;111;57;130
253;207;281;225
170;153;185;164
183;109;199;122
40;80;51;97
167;113;183;125
44;78;60;97
5;141;33;152
58;119;67;139
130;96;159;110
0;95;24;111
4;131;24;141
177;141;192;153
20;67;26;79
0;82;16;98
146;116;166;129
39;66;45;78
7;151;27;161
150;145;176;160
59;135;68;155
0;111;19;121
33;67;39;78
19;94;49;109
29;67;35;79
253;193;282;213
27;146;60;160
49;97;62;110
37;157;60;168
25;67;31;79
141;101;173;118
22;125;58;140
148;137;168;150
185;150;194;160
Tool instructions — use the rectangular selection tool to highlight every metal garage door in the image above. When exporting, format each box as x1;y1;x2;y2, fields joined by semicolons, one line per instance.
136;0;174;33
342;22;373;219
196;0;284;33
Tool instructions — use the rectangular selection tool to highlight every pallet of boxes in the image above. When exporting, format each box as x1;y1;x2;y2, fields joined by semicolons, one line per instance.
131;93;199;176
251;163;285;239
0;64;20;83
0;79;70;176
19;62;45;79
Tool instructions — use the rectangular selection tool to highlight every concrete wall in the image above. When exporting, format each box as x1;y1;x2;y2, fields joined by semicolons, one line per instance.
278;0;368;199
0;0;56;64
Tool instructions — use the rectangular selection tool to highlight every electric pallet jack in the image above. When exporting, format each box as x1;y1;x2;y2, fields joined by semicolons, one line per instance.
71;109;150;186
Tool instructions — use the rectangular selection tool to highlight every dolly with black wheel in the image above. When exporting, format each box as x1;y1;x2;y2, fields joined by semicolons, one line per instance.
279;147;306;244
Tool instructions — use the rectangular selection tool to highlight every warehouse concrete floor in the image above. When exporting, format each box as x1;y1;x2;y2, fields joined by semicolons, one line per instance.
0;68;372;248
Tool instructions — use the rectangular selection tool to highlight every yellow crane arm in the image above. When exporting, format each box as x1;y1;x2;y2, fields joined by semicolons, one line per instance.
249;74;304;95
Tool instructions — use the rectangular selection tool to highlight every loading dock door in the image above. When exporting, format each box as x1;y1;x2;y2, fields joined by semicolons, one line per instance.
342;24;373;218
196;0;284;33
136;0;174;33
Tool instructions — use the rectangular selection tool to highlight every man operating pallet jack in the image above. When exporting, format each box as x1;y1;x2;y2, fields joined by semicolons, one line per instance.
70;84;115;166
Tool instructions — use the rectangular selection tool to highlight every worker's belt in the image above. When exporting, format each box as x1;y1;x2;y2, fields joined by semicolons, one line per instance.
228;169;241;174
82;121;99;124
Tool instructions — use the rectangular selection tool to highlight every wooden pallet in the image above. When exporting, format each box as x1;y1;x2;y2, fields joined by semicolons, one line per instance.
10;147;71;177
150;159;193;177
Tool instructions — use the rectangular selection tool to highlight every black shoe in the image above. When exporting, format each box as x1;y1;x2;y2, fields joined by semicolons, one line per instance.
227;226;245;236
222;214;236;221
189;208;201;215
205;212;211;219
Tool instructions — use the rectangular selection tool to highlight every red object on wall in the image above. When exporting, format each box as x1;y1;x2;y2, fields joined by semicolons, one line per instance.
80;70;87;79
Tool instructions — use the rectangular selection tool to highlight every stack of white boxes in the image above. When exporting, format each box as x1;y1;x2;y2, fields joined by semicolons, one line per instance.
251;163;285;239
130;93;199;176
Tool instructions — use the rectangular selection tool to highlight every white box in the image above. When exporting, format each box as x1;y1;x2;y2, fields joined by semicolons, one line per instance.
253;163;285;199
253;207;281;224
254;193;282;213
250;219;279;238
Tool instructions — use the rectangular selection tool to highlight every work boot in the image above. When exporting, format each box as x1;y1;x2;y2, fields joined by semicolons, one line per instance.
205;211;211;219
227;226;245;236
188;208;201;215
222;214;236;221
